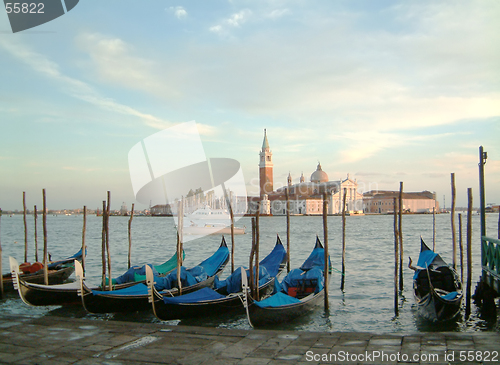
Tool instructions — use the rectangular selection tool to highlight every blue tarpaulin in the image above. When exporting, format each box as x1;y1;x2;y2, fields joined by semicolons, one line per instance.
162;287;225;304
92;283;148;296
413;249;438;280
214;266;271;294
113;264;159;285
259;241;286;277
281;267;323;294
440;291;459;300
253;291;301;308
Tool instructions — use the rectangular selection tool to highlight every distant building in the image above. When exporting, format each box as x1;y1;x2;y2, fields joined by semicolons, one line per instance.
151;204;173;216
249;130;363;215
363;190;438;213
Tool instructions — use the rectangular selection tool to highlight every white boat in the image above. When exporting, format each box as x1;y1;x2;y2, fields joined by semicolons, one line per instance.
185;206;231;221
183;222;246;236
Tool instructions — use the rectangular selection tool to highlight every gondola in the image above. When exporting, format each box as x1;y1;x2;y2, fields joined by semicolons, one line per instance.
244;236;330;327
146;235;287;321
76;238;229;314
9;250;183;306
411;238;463;322
104;250;185;290
2;249;84;293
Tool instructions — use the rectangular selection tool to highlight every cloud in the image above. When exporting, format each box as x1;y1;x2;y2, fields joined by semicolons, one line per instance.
0;37;172;130
210;9;252;34
168;6;187;19
264;9;290;19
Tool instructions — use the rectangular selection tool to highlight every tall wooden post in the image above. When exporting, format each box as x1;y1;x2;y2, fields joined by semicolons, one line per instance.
255;206;260;301
458;213;464;283
42;189;48;285
451;173;457;270
176;198;184;295
223;186;235;273
393;198;399;316
82;206;87;273
432;206;436;251
479;146;487;238
101;200;107;288
398;182;404;291
128;203;134;269
465;188;473;319
285;188;291;273
106;192;112;291
322;193;329;310
340;188;347;291
249;217;256;298
0;208;3;298
34;205;38;262
23;191;28;263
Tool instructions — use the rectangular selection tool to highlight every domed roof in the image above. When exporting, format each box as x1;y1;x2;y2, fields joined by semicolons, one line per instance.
310;163;329;183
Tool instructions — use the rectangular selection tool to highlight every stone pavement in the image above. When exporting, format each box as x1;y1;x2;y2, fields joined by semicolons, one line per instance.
0;314;499;365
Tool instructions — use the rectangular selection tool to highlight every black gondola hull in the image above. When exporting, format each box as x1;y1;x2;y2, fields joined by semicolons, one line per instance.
248;290;324;327
2;265;75;292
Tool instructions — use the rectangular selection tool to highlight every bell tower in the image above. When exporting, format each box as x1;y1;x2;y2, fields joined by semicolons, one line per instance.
259;129;273;197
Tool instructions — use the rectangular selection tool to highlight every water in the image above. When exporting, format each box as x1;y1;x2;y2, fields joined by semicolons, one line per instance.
1;213;499;333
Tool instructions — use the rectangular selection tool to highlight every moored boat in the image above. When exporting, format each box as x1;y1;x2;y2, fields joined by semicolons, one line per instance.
146;235;287;320
76;238;230;314
2;249;84;292
244;236;330;327
411;238;463;322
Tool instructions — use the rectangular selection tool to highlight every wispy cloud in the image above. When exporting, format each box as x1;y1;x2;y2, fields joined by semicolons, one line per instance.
210;9;252;34
168;6;187;19
0;37;172;130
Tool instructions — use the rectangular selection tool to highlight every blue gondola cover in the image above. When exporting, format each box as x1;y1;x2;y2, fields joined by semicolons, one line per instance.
92;283;148;296
253;291;301;308
163;287;225;304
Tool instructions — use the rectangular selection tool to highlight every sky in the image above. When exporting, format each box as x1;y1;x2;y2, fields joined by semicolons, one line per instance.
0;0;499;211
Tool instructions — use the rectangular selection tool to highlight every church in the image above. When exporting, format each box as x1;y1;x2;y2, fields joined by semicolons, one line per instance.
249;130;363;215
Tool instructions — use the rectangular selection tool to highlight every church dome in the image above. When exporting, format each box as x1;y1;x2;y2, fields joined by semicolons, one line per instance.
310;163;329;183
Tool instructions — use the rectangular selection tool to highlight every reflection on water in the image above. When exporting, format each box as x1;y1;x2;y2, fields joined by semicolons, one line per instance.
1;213;499;333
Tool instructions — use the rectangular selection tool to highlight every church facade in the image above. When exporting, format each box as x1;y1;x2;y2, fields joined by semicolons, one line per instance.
249;130;363;215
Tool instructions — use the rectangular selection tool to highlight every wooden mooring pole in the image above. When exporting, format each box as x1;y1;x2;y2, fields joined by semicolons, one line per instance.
323;193;329;310
0;208;3;298
34;205;38;262
285;188;291;273
106;192;112;291
23;191;28;263
393;198;399;316
249;217;256;298
451;173;457;270
42;189;48;285
128;203;134;269
82;206;87;273
101;200;107;288
432;206;436;251
458;213;464;283
466;188;473;319
340;188;347;291
176;198;184;295
255;206;260;301
398;182;403;291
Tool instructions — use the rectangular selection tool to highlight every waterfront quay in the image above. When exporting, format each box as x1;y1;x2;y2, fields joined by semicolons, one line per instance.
0;314;499;365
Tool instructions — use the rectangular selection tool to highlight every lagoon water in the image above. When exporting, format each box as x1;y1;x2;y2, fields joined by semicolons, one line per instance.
1;213;499;333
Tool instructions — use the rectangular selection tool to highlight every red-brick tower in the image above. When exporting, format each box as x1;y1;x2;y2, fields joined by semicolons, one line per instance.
259;129;273;197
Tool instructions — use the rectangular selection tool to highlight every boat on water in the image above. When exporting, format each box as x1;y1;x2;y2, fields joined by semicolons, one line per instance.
9;250;184;307
244;237;330;327
75;238;229;314
146;235;287;321
2;249;84;293
411;238;463;322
